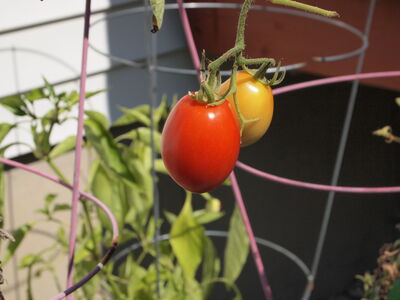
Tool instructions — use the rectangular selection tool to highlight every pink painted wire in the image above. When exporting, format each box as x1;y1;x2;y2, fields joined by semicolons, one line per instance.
273;71;400;96
230;172;274;300
0;158;119;242
177;0;202;82
0;158;119;300
236;70;400;193
176;1;274;299
66;0;92;297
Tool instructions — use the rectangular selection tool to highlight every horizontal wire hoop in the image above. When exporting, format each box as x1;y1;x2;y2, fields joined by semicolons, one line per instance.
236;70;400;194
112;230;312;291
89;2;367;76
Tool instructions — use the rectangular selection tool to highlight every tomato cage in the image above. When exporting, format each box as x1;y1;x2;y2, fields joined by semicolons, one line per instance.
0;0;399;299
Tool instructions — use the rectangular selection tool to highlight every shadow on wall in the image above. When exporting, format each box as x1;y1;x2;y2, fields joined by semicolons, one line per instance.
106;1;199;121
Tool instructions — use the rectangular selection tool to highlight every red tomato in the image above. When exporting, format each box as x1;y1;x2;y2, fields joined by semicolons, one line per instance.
161;95;240;193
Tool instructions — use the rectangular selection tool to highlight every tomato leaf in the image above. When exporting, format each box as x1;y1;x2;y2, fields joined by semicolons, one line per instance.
19;253;44;268
49;136;76;159
223;205;250;283
113;106;151;127
3;222;34;265
389;279;400;300
90;161;124;232
84;114;133;181
0;95;28;116
170;192;205;279
117;127;162;153
193;209;224;225
202;236;221;298
0;123;14;143
24;88;46;102
150;0;165;32
43;77;57;100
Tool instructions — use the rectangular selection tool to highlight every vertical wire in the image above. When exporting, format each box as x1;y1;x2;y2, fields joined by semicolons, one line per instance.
9;46;22;300
66;0;92;298
143;2;161;298
302;0;377;299
230;172;274;300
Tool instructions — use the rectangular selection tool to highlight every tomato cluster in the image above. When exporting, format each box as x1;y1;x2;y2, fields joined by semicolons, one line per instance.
161;71;274;193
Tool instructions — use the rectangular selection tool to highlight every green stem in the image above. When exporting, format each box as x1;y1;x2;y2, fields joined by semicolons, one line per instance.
82;200;100;260
270;0;339;17
234;0;255;46
46;158;69;184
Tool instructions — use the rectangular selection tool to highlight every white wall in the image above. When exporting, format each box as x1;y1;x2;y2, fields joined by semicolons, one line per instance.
0;0;192;158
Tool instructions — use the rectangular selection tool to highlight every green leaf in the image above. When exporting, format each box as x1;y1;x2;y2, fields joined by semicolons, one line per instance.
3;223;34;265
164;211;177;224
150;0;165;31
84;115;133;181
0;95;27;116
49;136;76;159
170;192;205;279
117;127;162;153
154;94;168;126
19;254;44;268
31;126;51;158
90;161;125;232
43;77;56;100
223;205;250;283
0;123;14;143
202;236;221;298
24;88;46;102
113;106;151;127
155;158;168;174
85;110;109;129
389;279;400;300
193;209;224;225
53;203;71;212
85;89;106;100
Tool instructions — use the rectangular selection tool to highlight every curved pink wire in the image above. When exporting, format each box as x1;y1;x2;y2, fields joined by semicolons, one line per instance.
0;157;119;300
236;70;400;193
177;0;202;81
236;161;400;193
67;0;92;296
177;1;274;299
230;172;274;299
273;71;400;95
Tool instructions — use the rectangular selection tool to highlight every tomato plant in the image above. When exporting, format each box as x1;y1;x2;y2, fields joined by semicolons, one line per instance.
219;71;274;147
161;95;240;193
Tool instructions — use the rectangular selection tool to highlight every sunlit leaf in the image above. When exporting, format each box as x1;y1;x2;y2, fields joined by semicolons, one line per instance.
49;136;76;159
170;192;205;279
3;223;34;265
113;106;151;127
202;236;220;298
117;127;162;153
84;114;133;181
0;95;27;116
223;205;249;283
0;123;14;143
150;0;165;32
24;88;46;102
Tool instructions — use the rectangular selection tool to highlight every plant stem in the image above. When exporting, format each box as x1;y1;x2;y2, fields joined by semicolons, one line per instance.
269;0;339;17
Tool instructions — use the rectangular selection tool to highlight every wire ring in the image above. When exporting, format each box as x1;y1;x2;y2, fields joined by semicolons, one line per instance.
236;70;400;194
113;230;312;292
89;2;367;75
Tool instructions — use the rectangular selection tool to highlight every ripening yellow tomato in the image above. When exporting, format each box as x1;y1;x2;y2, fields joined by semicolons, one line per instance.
219;71;274;147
